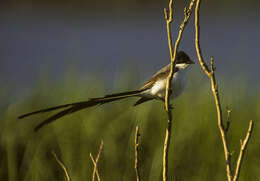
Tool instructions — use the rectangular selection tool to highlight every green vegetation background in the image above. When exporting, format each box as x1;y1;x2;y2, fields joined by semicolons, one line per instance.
0;65;259;181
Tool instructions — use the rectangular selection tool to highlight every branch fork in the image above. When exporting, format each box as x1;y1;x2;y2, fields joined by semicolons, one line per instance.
163;1;195;181
195;1;254;181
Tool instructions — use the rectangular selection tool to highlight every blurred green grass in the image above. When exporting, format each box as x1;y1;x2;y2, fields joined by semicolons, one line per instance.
0;67;259;181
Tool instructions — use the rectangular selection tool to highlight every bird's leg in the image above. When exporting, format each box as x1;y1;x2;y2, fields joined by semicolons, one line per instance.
169;89;173;96
163;89;174;110
169;104;174;110
168;89;174;109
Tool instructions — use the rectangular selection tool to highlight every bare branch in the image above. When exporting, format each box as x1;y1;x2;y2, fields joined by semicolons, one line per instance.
51;150;72;181
233;120;254;181
134;126;141;181
163;110;172;181
90;140;104;181
195;1;254;181
194;0;211;76
195;1;232;180
164;0;196;111
163;0;195;181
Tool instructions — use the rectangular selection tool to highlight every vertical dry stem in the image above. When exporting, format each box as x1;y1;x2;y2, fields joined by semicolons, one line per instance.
51;150;72;181
163;0;195;181
164;0;196;110
233;120;254;181
194;0;254;181
90;140;104;181
134;126;141;181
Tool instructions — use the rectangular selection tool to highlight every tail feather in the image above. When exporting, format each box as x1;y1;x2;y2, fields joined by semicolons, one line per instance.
34;102;98;132
19;90;143;131
18;101;88;119
90;90;143;101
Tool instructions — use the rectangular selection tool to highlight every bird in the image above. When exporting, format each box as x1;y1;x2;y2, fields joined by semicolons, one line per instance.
18;51;194;131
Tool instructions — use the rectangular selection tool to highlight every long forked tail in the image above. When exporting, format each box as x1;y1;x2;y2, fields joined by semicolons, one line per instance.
18;90;143;132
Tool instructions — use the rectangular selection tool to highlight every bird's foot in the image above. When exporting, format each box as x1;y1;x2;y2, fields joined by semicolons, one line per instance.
169;104;174;110
169;89;173;95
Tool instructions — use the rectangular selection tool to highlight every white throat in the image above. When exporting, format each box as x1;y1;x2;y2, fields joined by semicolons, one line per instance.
144;66;190;100
175;63;190;69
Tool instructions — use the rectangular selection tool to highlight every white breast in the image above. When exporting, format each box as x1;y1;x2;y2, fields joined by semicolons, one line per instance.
143;69;188;100
171;70;188;98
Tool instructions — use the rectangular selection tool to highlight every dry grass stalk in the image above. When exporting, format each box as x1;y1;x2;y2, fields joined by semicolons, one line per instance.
90;140;104;181
51;150;72;181
163;0;195;180
134;126;141;181
194;0;254;181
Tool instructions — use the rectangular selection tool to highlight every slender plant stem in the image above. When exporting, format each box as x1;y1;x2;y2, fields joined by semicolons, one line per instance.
194;1;254;181
233;120;254;181
134;126;141;181
163;0;195;180
90;140;104;181
51;150;72;181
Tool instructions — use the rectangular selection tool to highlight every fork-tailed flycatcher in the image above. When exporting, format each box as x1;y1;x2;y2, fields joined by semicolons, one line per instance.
19;51;194;131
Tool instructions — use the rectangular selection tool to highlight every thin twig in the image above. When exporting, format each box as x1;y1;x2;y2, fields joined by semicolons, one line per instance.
51;150;72;181
194;1;254;181
162;110;172;181
233;120;254;181
134;126;141;181
163;0;195;181
164;0;196;111
226;108;232;132
195;1;233;180
90;140;104;181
